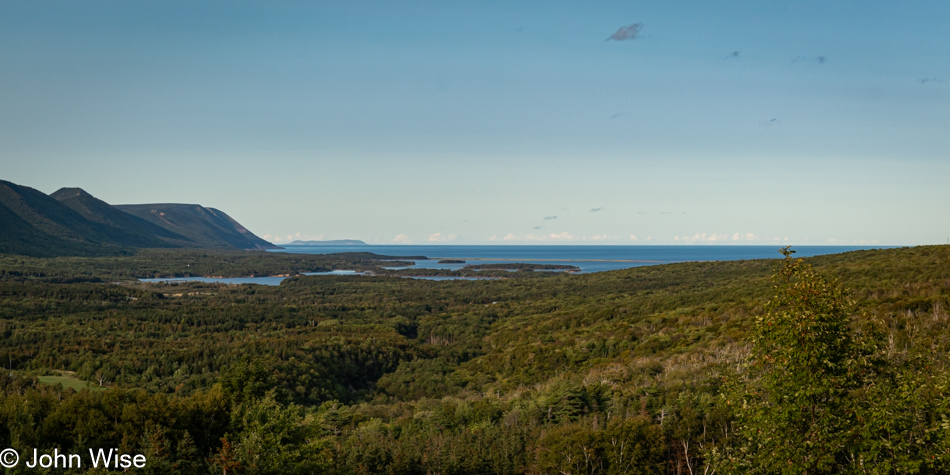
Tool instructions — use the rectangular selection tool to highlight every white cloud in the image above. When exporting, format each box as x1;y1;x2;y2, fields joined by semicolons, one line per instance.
673;232;759;243
392;234;413;244
629;234;639;241
496;232;580;243
549;232;576;241
428;232;457;242
487;232;633;243
263;232;324;244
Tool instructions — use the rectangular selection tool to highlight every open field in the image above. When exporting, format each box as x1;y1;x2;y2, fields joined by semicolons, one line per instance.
37;372;106;392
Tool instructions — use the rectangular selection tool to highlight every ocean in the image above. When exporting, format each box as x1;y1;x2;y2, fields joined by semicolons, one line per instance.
139;245;888;286
269;245;887;274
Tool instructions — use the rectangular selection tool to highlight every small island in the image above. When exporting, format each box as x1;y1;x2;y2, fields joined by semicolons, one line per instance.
437;259;466;264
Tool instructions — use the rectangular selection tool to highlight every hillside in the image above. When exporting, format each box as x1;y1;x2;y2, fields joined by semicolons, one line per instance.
0;198;112;257
0;180;132;256
0;180;276;256
115;203;276;250
50;187;184;248
1;246;948;472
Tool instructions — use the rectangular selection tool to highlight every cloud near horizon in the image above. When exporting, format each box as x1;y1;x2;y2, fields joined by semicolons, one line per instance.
428;232;458;242
263;232;323;244
392;234;413;244
490;232;631;243
607;23;643;41
673;232;758;243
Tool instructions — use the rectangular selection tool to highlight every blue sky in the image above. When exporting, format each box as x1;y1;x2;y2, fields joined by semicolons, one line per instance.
2;1;948;245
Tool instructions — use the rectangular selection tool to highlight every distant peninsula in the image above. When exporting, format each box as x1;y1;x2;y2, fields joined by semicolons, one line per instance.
286;239;368;246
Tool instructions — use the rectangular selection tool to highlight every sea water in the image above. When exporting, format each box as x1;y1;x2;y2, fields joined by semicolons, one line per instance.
140;245;888;286
270;244;885;273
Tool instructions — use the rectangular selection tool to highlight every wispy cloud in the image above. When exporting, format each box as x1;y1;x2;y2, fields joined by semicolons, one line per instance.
611;112;630;119
543;215;558;221
590;207;604;212
919;77;945;84
673;232;758;243
606;23;643;41
542;232;577;242
792;55;827;65
427;232;457;242
758;118;778;126
490;232;630;243
392;234;413;244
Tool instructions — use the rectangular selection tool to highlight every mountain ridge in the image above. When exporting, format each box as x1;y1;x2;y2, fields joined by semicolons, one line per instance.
0;180;276;256
50;187;184;248
115;203;276;250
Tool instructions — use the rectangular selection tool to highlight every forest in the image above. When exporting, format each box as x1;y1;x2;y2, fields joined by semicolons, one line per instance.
1;245;949;474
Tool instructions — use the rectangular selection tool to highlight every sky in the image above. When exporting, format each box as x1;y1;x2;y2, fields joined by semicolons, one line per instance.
1;1;948;246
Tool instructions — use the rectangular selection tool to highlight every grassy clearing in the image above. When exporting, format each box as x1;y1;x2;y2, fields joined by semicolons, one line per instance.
37;373;106;391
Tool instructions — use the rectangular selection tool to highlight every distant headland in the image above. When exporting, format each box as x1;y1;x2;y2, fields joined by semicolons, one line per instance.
286;239;368;246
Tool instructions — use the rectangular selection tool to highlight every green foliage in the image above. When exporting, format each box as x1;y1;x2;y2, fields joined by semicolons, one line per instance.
715;247;950;474
2;245;950;473
719;248;876;472
227;392;334;474
536;417;666;475
0;248;419;281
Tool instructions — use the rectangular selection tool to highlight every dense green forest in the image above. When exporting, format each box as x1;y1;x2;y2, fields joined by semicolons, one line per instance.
1;246;949;473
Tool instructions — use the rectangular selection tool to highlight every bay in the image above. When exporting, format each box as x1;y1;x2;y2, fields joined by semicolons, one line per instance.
271;244;886;273
139;245;888;286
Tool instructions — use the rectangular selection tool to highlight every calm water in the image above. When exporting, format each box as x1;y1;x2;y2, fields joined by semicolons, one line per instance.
139;270;362;286
272;245;886;273
140;245;888;286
